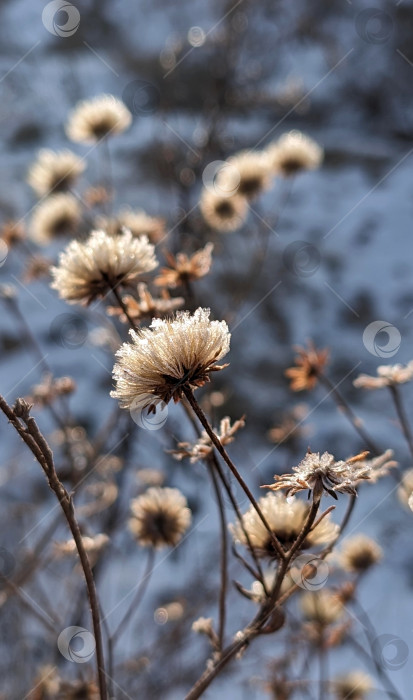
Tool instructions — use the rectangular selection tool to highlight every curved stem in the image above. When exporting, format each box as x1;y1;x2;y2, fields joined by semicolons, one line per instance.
180;399;267;588
207;463;228;650
389;385;413;462
0;396;107;699
183;387;285;560
110;286;139;333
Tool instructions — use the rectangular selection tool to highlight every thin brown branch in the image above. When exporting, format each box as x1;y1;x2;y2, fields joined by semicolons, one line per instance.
183;387;285;560
0;396;108;700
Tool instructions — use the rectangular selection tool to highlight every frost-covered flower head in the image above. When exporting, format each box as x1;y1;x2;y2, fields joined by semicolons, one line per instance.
200;189;248;232
111;308;230;410
266;131;323;176
28;149;85;197
230;492;338;558
66;94;132;143
267;450;372;501
129;487;191;548
216;151;272;200
51;229;157;305
31;193;81;244
354;362;413;390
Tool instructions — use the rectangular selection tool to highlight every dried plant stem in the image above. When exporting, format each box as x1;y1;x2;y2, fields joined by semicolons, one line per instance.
388;385;413;462
207;462;228;649
181;399;267;588
319;373;379;454
110;284;139;332
183;387;285;560
186;495;321;699
0;396;108;700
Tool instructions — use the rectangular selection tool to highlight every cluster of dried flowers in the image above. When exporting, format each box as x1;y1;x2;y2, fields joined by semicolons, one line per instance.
2;89;410;700
200;131;323;232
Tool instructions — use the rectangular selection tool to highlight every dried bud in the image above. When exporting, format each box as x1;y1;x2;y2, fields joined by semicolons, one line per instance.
13;399;33;420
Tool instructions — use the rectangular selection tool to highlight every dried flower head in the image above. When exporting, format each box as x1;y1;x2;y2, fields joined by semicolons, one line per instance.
107;283;184;323
267;131;323;176
0;220;25;248
267;449;372;501
353;362;413;390
155;243;213;288
217;151;272;200
339;534;382;573
332;671;373;700
30;193;81;245
54;533;109;567
26;375;76;407
200;189;248;232
111;308;230;410
351;449;397;484
230;492;338;558
51;229;157;305
27;149;85;197
28;665;61;699
66;94;132;143
129;487;191;548
84;186;111;208
285;342;329;392
171;416;245;463
300;590;343;626
22;255;52;283
267;404;309;445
